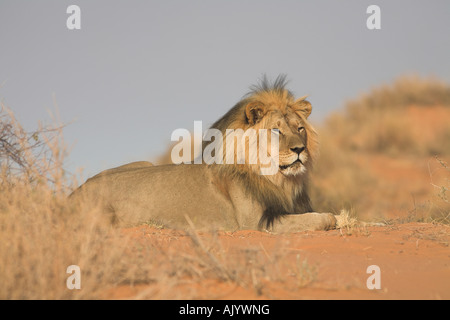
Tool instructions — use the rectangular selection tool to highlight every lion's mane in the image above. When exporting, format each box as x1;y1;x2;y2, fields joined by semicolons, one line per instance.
205;75;319;228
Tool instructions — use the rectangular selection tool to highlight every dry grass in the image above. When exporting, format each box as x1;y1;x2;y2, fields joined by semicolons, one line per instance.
0;103;145;299
426;157;450;224
335;209;359;230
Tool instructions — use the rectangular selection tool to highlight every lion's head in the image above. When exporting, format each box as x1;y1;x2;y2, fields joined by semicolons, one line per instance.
207;75;318;180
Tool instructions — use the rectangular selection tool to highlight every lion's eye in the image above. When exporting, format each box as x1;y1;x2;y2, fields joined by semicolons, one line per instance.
298;127;305;133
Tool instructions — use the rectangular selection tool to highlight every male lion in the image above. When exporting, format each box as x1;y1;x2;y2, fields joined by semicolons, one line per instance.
71;76;336;233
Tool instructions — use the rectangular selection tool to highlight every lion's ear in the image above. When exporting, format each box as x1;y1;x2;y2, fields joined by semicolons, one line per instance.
245;102;266;125
293;96;312;118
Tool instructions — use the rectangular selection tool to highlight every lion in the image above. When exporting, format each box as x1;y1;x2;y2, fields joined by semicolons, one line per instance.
71;76;336;233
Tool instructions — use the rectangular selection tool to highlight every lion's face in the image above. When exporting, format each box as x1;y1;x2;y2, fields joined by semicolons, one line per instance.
266;110;309;176
251;109;310;177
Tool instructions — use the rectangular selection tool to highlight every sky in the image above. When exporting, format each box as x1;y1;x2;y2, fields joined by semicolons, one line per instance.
1;0;449;179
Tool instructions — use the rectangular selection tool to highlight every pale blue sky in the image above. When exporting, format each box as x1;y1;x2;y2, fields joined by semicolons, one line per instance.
1;0;449;178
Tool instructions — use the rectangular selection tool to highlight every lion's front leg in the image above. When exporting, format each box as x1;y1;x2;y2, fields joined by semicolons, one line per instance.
270;212;336;233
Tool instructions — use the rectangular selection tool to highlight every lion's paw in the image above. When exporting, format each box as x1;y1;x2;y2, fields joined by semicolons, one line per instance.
271;212;337;233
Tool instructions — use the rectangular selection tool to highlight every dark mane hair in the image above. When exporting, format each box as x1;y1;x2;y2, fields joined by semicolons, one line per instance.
246;74;293;98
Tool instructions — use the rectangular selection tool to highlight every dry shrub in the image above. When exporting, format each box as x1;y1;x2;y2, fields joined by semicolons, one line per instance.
427;157;450;224
346;74;450;113
329;75;450;156
0;104;171;299
0;105;67;188
0;188;138;299
310;75;450;221
0;103;140;299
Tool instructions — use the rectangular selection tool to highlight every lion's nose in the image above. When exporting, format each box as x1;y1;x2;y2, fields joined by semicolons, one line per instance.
290;147;305;155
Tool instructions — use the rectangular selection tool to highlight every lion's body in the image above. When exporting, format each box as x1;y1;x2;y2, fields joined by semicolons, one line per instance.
72;76;336;232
